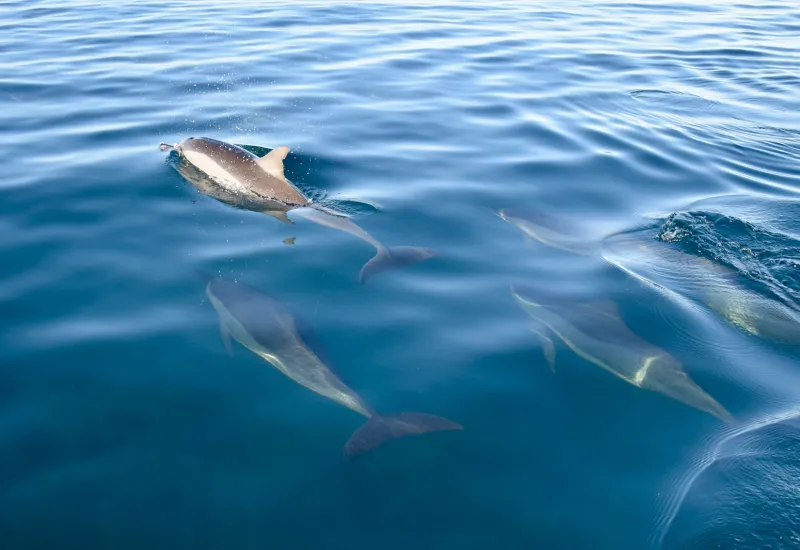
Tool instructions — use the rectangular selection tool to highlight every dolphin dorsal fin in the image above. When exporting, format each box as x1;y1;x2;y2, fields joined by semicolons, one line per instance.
258;146;290;179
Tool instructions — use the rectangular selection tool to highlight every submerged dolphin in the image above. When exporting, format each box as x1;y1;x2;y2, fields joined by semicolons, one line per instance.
497;209;800;346
511;287;732;422
496;209;597;255
161;137;434;283
201;273;463;457
602;231;800;345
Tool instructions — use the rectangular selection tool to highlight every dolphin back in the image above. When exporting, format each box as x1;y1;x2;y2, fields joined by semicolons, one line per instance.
344;412;463;458
176;137;308;207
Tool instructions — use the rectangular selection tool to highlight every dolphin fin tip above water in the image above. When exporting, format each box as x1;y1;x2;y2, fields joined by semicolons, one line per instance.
257;145;290;179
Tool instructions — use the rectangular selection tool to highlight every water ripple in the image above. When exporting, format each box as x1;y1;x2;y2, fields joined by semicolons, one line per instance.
2;1;800;548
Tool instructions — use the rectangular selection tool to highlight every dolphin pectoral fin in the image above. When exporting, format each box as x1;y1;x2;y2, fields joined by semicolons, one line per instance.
343;412;463;458
358;246;436;284
530;326;556;373
257;146;290;179
219;322;233;356
511;286;555;371
262;210;295;225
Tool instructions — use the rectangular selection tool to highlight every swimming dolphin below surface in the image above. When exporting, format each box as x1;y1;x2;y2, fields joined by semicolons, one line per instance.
161;137;434;283
200;272;463;457
511;286;732;422
497;208;800;346
601;231;800;346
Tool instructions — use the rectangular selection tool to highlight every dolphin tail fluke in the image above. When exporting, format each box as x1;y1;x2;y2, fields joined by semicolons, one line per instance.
344;412;462;458
358;246;436;284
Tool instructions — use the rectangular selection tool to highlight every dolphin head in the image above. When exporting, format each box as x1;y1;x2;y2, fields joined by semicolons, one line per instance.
159;141;183;155
160;137;201;156
638;354;732;422
174;137;200;156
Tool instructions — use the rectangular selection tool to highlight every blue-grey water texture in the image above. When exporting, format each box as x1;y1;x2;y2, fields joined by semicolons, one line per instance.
3;1;800;548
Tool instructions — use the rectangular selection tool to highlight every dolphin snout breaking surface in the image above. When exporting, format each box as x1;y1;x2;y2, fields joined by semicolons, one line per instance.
162;136;434;283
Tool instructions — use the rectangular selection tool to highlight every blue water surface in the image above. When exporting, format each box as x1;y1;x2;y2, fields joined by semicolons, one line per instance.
2;1;800;548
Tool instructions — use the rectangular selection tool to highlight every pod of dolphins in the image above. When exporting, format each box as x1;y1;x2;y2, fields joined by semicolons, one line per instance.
499;207;800;423
161;137;459;458
161;135;799;456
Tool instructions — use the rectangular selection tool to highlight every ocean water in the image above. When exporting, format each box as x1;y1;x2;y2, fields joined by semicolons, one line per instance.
2;1;800;548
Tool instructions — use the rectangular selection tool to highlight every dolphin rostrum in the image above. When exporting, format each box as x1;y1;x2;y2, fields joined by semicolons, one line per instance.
200;272;463;457
511;287;732;422
161;137;434;283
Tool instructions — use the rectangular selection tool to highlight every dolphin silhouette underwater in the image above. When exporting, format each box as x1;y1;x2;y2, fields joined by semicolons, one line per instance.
200;272;463;457
601;231;800;346
161;137;434;283
497;209;800;346
511;287;732;422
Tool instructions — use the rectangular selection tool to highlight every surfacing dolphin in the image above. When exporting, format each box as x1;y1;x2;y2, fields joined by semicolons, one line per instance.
161;137;434;283
200;272;463;457
511;286;732;422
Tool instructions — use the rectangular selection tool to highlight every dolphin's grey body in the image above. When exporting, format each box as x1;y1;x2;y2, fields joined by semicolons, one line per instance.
496;209;597;255
497;209;800;346
511;288;732;422
162;137;433;283
602;231;800;345
201;273;462;456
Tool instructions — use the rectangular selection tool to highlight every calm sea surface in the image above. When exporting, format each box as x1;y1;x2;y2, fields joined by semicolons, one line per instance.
3;1;800;548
